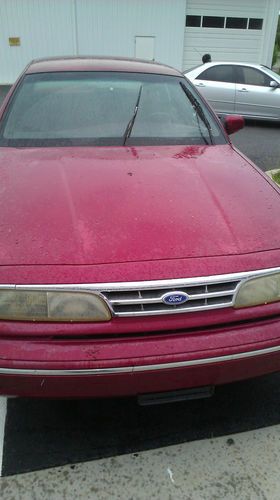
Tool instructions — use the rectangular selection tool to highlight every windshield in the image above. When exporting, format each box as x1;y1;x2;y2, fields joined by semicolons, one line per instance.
261;66;280;81
0;72;226;147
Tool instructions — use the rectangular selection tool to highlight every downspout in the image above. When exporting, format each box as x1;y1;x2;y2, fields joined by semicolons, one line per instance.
72;0;79;56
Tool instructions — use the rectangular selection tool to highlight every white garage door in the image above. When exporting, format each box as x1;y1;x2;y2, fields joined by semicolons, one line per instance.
183;0;268;70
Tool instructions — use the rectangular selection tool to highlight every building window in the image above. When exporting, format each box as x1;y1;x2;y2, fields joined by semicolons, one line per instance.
226;17;248;29
202;16;225;28
185;14;264;31
248;18;263;30
186;15;201;27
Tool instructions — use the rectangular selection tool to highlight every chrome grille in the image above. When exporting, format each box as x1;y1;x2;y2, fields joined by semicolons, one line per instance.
102;279;240;317
3;267;279;318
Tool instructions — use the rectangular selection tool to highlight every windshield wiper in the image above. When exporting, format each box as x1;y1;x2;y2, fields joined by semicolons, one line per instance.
180;82;214;145
123;85;143;146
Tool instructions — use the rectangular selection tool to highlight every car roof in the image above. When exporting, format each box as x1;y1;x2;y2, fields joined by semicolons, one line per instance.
185;61;269;73
26;56;182;77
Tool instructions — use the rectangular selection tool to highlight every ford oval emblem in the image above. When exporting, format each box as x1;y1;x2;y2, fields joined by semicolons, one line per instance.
162;291;189;306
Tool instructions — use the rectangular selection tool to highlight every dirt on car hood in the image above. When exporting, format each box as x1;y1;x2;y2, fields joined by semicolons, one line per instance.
0;144;280;266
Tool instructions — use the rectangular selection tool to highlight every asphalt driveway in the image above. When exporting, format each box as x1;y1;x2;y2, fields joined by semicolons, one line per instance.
232;120;280;172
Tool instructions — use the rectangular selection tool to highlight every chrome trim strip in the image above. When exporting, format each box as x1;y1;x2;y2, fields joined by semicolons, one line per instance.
109;289;236;305
115;301;233;317
0;344;280;376
1;267;280;292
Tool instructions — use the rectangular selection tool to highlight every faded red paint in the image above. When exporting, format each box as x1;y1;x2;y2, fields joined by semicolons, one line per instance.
1;145;279;266
0;57;280;398
25;56;182;77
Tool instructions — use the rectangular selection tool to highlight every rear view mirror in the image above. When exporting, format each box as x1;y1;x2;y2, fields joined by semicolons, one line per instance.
270;80;280;89
223;115;244;135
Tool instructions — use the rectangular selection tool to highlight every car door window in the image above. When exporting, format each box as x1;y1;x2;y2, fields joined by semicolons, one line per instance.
240;67;271;87
197;65;235;83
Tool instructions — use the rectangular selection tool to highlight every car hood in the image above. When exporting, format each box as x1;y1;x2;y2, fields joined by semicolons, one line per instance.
0;144;280;267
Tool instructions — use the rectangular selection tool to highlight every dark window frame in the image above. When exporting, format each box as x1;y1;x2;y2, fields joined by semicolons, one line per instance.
197;64;238;84
202;16;225;28
185;15;201;27
236;66;272;87
226;17;248;29
185;15;264;31
248;18;263;30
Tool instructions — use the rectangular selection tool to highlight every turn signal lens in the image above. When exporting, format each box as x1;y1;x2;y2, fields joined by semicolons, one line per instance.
234;273;280;308
0;290;111;322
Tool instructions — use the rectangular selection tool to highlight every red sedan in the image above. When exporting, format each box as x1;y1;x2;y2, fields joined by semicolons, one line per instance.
0;57;279;401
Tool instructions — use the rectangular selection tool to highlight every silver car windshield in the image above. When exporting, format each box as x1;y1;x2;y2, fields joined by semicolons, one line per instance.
260;66;280;81
0;72;226;147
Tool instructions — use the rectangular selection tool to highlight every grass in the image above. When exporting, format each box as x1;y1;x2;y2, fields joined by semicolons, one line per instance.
271;170;280;185
266;169;280;186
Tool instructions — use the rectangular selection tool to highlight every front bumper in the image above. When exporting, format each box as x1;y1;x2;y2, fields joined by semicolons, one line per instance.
0;316;280;397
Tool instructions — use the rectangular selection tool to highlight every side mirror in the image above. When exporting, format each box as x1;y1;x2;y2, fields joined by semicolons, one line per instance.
223;115;244;135
270;80;279;89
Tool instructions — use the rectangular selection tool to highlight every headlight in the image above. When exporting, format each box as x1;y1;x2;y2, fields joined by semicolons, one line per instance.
234;273;280;309
0;290;111;322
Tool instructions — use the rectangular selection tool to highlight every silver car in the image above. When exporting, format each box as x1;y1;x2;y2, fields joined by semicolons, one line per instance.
185;62;280;121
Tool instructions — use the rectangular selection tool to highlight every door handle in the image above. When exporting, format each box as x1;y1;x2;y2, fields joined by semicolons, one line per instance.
238;88;249;92
195;83;206;87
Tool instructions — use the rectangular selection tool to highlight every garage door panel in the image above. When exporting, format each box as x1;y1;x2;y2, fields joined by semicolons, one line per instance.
186;0;266;18
183;31;263;48
184;0;267;70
